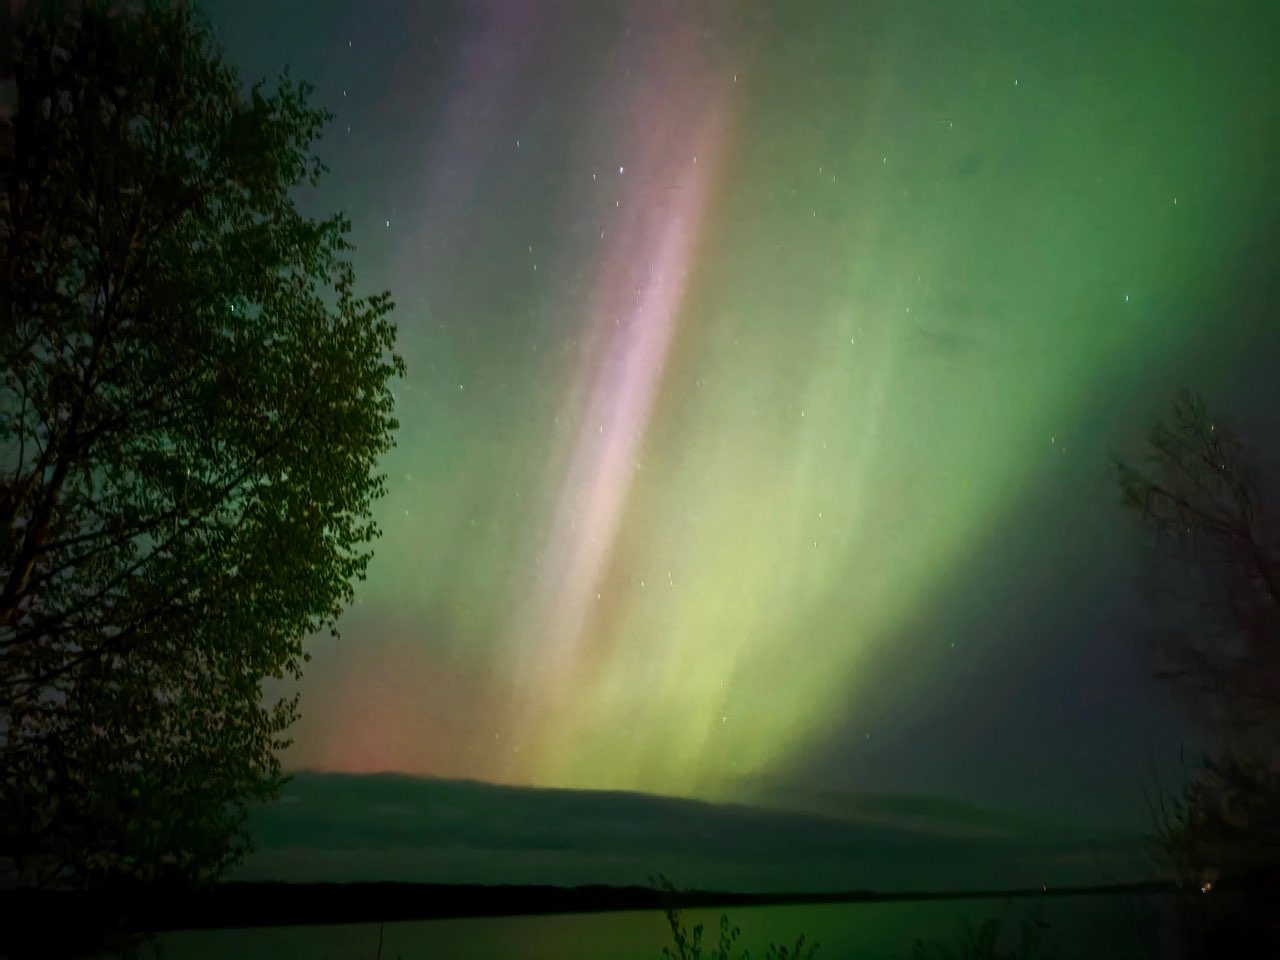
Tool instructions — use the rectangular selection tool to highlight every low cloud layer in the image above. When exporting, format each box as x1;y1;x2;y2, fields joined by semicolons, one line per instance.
238;774;1147;892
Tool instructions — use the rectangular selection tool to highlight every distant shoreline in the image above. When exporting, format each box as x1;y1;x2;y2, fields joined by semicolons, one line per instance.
4;879;1174;932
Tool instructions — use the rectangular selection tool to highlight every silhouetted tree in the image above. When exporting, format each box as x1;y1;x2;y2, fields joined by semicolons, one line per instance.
0;0;403;891
1117;390;1280;755
1118;389;1280;955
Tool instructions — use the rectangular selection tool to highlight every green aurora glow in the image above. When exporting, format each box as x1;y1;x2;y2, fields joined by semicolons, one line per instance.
208;1;1280;814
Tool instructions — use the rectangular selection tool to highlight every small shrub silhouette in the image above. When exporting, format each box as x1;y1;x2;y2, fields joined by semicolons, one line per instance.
652;875;818;960
905;912;1055;960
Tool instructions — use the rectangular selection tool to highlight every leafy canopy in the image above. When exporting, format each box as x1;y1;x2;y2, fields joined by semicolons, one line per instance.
0;0;404;888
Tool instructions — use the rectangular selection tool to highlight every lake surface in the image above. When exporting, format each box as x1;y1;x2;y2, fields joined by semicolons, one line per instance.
151;893;1182;959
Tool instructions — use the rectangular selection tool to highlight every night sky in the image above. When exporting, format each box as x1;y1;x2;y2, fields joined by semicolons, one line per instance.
205;1;1280;825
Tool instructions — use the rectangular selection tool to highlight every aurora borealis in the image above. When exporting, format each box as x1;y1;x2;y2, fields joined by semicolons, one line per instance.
207;1;1280;820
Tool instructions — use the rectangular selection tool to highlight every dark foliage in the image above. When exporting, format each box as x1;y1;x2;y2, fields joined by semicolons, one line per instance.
1118;389;1280;956
0;0;403;892
1116;389;1280;744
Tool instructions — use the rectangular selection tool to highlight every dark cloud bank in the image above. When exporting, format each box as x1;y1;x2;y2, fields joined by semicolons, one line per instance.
238;773;1148;893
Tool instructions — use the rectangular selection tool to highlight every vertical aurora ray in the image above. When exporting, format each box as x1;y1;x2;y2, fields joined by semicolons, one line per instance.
501;7;735;787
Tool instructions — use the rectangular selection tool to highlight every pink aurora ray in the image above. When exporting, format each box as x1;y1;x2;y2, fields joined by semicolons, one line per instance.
503;8;735;779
